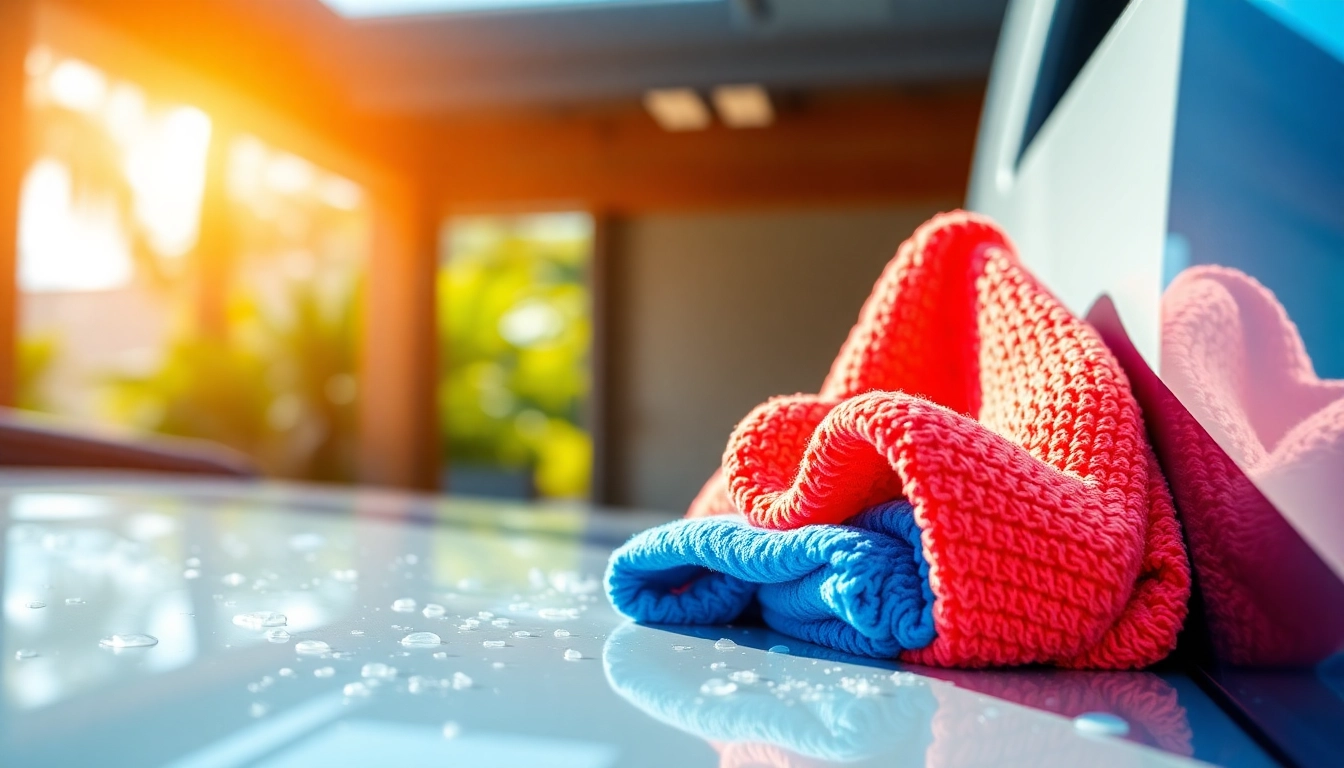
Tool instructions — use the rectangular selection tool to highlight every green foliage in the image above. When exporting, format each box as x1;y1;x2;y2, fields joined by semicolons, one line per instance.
439;216;593;498
103;279;361;482
17;334;59;413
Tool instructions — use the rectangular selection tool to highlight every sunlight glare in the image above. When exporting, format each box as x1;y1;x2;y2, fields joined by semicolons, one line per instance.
47;58;107;113
125;106;213;259
19;158;134;292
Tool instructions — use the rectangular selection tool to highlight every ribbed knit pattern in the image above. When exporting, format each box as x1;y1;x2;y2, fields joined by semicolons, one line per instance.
1159;266;1344;665
606;501;937;658
686;211;1189;669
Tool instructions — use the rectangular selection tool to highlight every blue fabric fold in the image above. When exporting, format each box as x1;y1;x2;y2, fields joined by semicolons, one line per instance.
605;500;937;657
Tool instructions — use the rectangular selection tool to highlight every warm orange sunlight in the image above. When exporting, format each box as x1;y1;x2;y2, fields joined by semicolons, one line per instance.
20;47;210;292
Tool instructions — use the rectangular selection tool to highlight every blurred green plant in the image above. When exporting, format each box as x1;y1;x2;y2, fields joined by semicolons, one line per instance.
17;334;59;412
103;279;361;482
439;215;593;499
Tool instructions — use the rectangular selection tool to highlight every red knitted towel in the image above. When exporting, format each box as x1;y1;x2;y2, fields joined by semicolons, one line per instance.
688;211;1190;669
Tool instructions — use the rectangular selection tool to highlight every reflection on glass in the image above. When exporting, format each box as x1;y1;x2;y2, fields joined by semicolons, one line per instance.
19;48;210;417
18;47;370;483
602;623;1197;768
438;213;594;500
1158;267;1344;666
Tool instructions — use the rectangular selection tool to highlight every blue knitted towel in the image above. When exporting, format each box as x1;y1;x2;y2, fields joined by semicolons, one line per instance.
605;500;937;657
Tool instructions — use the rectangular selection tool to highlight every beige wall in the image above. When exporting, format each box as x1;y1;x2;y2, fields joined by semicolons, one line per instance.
606;203;954;513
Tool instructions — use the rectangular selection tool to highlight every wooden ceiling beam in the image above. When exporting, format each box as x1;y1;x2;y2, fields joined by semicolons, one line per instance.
427;86;984;213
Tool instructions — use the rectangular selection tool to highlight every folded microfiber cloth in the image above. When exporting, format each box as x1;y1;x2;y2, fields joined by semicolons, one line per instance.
638;211;1191;669
607;500;936;657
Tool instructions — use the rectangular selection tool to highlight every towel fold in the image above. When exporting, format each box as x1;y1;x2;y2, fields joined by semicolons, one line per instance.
606;501;937;658
668;211;1191;669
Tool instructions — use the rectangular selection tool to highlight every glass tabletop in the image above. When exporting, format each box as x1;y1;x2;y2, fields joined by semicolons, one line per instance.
0;472;1273;767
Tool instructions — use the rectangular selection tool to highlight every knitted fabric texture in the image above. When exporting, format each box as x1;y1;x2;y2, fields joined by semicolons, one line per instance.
1157;266;1344;665
685;210;1190;669
606;500;936;658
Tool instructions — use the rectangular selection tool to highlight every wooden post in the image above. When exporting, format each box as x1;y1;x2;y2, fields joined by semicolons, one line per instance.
0;0;35;407
588;211;615;505
357;182;439;490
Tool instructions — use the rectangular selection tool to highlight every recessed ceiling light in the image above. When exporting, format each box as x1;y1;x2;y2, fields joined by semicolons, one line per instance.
643;88;711;132
318;0;715;20
712;84;773;128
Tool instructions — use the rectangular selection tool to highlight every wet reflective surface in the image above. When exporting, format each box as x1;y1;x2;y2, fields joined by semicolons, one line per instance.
0;473;1272;767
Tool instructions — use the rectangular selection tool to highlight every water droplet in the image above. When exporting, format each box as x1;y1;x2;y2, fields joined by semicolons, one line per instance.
15;649;39;661
294;640;331;656
432;651;448;660
713;638;737;651
890;671;923;686
672;645;692;652
839;676;881;697
183;569;201;580
442;721;461;739
553;629;571;638
64;597;86;606
700;678;737;696
314;666;335;678
767;645;790;654
222;573;246;587
458;619;480;631
185;557;201;567
278;667;295;678
265;629;291;643
350;629;365;636
407;675;439;694
449;672;474;690
401;632;442;648
983;706;1000;719
361;662;398;680
26;601;46;609
1073;712;1130;737
539;608;579;621
99;634;158;649
482;640;506;649
422;603;445;618
729;670;759;685
250;702;268;718
710;661;727;671
477;611;495;620
233;611;288;630
512;631;532;638
563;649;583;661
343;682;372;698
288;533;326;552
391;598;417;613
491;618;513;628
331;569;359;583
492;662;505;669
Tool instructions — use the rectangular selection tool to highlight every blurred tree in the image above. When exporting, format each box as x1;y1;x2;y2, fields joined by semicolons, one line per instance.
16;334;57;412
103;279;360;481
440;215;593;499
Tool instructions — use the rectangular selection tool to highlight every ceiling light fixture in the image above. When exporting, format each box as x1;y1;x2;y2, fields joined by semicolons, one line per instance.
643;88;711;132
712;84;773;128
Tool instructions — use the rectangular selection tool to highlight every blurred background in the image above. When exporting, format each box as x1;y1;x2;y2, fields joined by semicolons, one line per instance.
0;0;1007;513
